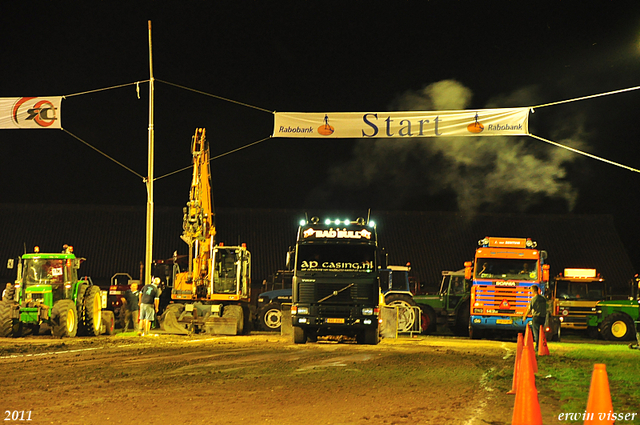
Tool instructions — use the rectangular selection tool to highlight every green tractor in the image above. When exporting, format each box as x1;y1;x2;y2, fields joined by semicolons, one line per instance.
413;269;470;336
1;245;106;338
586;276;639;342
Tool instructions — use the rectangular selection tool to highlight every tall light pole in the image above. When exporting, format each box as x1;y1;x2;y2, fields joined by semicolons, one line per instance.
145;20;155;287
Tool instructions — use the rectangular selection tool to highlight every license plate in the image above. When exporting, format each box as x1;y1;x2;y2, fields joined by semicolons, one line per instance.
326;318;345;324
496;319;513;325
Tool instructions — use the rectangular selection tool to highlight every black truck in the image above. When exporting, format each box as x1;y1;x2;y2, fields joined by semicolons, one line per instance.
291;216;380;344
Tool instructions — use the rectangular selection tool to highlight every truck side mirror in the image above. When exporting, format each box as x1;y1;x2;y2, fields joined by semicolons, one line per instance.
542;264;550;282
7;259;14;270
464;261;473;280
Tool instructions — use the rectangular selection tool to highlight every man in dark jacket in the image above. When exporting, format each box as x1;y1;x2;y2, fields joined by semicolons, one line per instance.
122;282;139;333
523;284;547;352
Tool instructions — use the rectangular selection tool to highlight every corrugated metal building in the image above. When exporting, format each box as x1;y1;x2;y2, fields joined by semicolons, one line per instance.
0;204;635;295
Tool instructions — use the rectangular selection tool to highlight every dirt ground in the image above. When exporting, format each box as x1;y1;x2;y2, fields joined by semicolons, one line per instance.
0;332;563;425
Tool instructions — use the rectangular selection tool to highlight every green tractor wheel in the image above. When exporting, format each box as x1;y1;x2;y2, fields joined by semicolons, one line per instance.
52;300;78;338
0;301;15;337
78;286;102;336
600;313;635;341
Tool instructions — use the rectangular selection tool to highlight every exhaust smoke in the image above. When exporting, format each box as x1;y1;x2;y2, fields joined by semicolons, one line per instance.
318;80;587;214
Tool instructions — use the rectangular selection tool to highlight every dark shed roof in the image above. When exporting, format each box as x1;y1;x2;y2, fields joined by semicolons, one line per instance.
0;204;635;295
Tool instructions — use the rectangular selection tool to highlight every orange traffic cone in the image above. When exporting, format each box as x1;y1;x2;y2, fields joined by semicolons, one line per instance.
538;324;550;356
511;337;542;425
524;324;538;373
507;333;524;395
584;364;614;425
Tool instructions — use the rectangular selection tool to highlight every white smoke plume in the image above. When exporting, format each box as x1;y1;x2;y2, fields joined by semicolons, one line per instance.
318;80;587;214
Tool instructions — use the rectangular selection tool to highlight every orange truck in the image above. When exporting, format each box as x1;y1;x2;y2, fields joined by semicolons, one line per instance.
467;236;556;340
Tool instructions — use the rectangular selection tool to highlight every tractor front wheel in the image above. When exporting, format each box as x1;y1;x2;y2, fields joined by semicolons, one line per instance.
79;286;102;336
52;300;78;338
600;313;635;341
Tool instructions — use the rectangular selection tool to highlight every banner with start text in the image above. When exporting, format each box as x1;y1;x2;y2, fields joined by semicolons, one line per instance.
273;108;529;138
0;97;62;129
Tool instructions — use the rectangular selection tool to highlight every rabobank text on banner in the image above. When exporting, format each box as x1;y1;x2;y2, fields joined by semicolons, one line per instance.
273;108;529;138
0;97;63;129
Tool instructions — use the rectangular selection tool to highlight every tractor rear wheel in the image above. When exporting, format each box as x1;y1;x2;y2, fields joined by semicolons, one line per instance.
0;301;15;337
419;305;437;335
52;300;78;338
600;313;635;341
385;294;419;333
257;303;283;331
3;283;15;302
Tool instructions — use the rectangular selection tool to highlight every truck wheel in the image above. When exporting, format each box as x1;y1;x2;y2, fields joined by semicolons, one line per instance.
549;318;561;342
469;325;483;340
0;301;15;337
293;326;307;344
358;325;379;345
600;313;635;341
257;303;283;331
385;294;418;333
419;305;437;335
52;300;78;338
78;286;102;336
101;310;115;335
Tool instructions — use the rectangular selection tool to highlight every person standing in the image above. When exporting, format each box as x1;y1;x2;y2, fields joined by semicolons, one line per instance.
139;277;161;336
122;282;140;333
522;284;547;352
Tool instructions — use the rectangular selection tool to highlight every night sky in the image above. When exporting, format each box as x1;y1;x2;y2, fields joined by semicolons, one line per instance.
3;2;640;268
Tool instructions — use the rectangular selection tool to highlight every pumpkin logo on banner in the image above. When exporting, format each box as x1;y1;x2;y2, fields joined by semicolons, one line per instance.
467;112;484;134
12;97;58;128
317;114;335;136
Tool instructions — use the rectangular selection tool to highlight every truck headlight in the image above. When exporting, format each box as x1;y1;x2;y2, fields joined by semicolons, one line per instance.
297;307;309;315
363;319;372;325
362;308;374;315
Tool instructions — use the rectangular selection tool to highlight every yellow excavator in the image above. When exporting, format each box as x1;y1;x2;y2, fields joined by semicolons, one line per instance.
160;128;251;335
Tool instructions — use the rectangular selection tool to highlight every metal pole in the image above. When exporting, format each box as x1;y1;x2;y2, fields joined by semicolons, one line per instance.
144;20;155;287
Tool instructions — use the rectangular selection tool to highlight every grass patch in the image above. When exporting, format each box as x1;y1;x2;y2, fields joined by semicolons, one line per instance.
538;343;640;424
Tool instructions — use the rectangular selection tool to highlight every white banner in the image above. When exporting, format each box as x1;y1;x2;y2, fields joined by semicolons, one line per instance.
0;97;62;129
273;108;529;138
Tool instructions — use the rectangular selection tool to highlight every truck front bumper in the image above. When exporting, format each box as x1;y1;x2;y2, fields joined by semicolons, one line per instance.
292;315;378;328
471;315;528;331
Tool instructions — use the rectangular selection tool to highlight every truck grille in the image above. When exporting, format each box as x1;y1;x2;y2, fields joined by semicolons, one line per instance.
298;281;374;305
318;305;353;317
474;285;529;313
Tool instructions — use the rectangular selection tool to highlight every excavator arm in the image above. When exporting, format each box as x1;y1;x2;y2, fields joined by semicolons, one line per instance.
178;128;215;297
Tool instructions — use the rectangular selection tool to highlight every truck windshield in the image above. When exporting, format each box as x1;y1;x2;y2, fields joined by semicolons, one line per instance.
23;259;66;287
475;258;539;281
555;281;605;301
296;244;375;273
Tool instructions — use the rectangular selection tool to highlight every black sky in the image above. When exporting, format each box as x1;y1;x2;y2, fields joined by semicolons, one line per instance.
3;1;640;268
